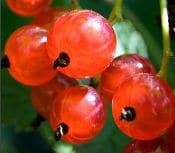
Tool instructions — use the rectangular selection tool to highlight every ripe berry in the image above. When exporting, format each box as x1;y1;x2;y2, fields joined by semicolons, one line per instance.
47;10;116;79
50;85;107;144
32;7;69;29
112;73;175;140
99;54;157;103
6;0;51;17
30;72;78;120
3;25;57;86
123;137;172;153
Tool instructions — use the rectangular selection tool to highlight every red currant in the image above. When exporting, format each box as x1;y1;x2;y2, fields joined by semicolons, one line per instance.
47;10;116;79
123;137;172;153
30;72;78;120
112;73;175;140
6;0;51;17
99;54;157;104
32;7;69;29
4;25;57;86
50;85;107;144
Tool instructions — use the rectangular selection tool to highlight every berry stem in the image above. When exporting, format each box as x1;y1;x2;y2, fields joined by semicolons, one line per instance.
157;0;173;80
1;55;10;69
89;78;98;88
71;0;81;10
108;0;123;25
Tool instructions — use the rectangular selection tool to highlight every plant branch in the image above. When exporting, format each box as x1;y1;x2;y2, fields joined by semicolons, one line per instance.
157;0;173;79
108;0;123;25
71;0;81;10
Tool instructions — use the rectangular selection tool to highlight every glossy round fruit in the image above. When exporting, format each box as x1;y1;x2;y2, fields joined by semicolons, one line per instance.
50;85;107;144
47;10;116;79
30;72;78;120
6;0;51;17
99;54;157;103
4;25;57;86
32;7;69;29
123;137;171;153
112;73;175;140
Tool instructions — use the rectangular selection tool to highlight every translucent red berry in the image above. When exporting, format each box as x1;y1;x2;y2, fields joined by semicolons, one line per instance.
47;10;116;79
30;72;78;120
100;54;157;103
4;25;57;86
6;0;51;17
123;137;172;153
32;7;69;29
50;85;107;144
112;73;175;140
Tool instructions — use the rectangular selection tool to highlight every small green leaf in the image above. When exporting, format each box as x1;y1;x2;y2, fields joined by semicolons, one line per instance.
1;70;36;131
113;21;148;58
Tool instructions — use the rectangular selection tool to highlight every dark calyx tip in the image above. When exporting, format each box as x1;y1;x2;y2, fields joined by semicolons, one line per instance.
53;52;70;69
54;123;68;141
120;107;136;121
31;114;45;129
1;55;10;69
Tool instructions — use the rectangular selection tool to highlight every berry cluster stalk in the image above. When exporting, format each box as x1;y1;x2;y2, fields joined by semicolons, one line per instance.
157;0;173;80
71;0;81;10
108;0;123;25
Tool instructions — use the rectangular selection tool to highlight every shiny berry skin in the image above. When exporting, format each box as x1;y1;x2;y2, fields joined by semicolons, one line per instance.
112;73;175;140
30;72;78;120
99;54;157;103
50;85;107;144
32;7;69;29
123;137;172;153
47;10;116;79
6;0;51;17
4;25;57;86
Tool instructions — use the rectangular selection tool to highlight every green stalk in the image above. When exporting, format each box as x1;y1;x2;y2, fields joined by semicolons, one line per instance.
108;0;123;25
71;0;81;10
157;0;173;79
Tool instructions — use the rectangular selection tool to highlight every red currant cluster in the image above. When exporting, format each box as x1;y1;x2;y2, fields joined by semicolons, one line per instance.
2;0;175;150
122;123;175;152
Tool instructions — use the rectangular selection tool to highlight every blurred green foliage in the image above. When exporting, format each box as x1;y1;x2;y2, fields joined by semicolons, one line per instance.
1;0;175;153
